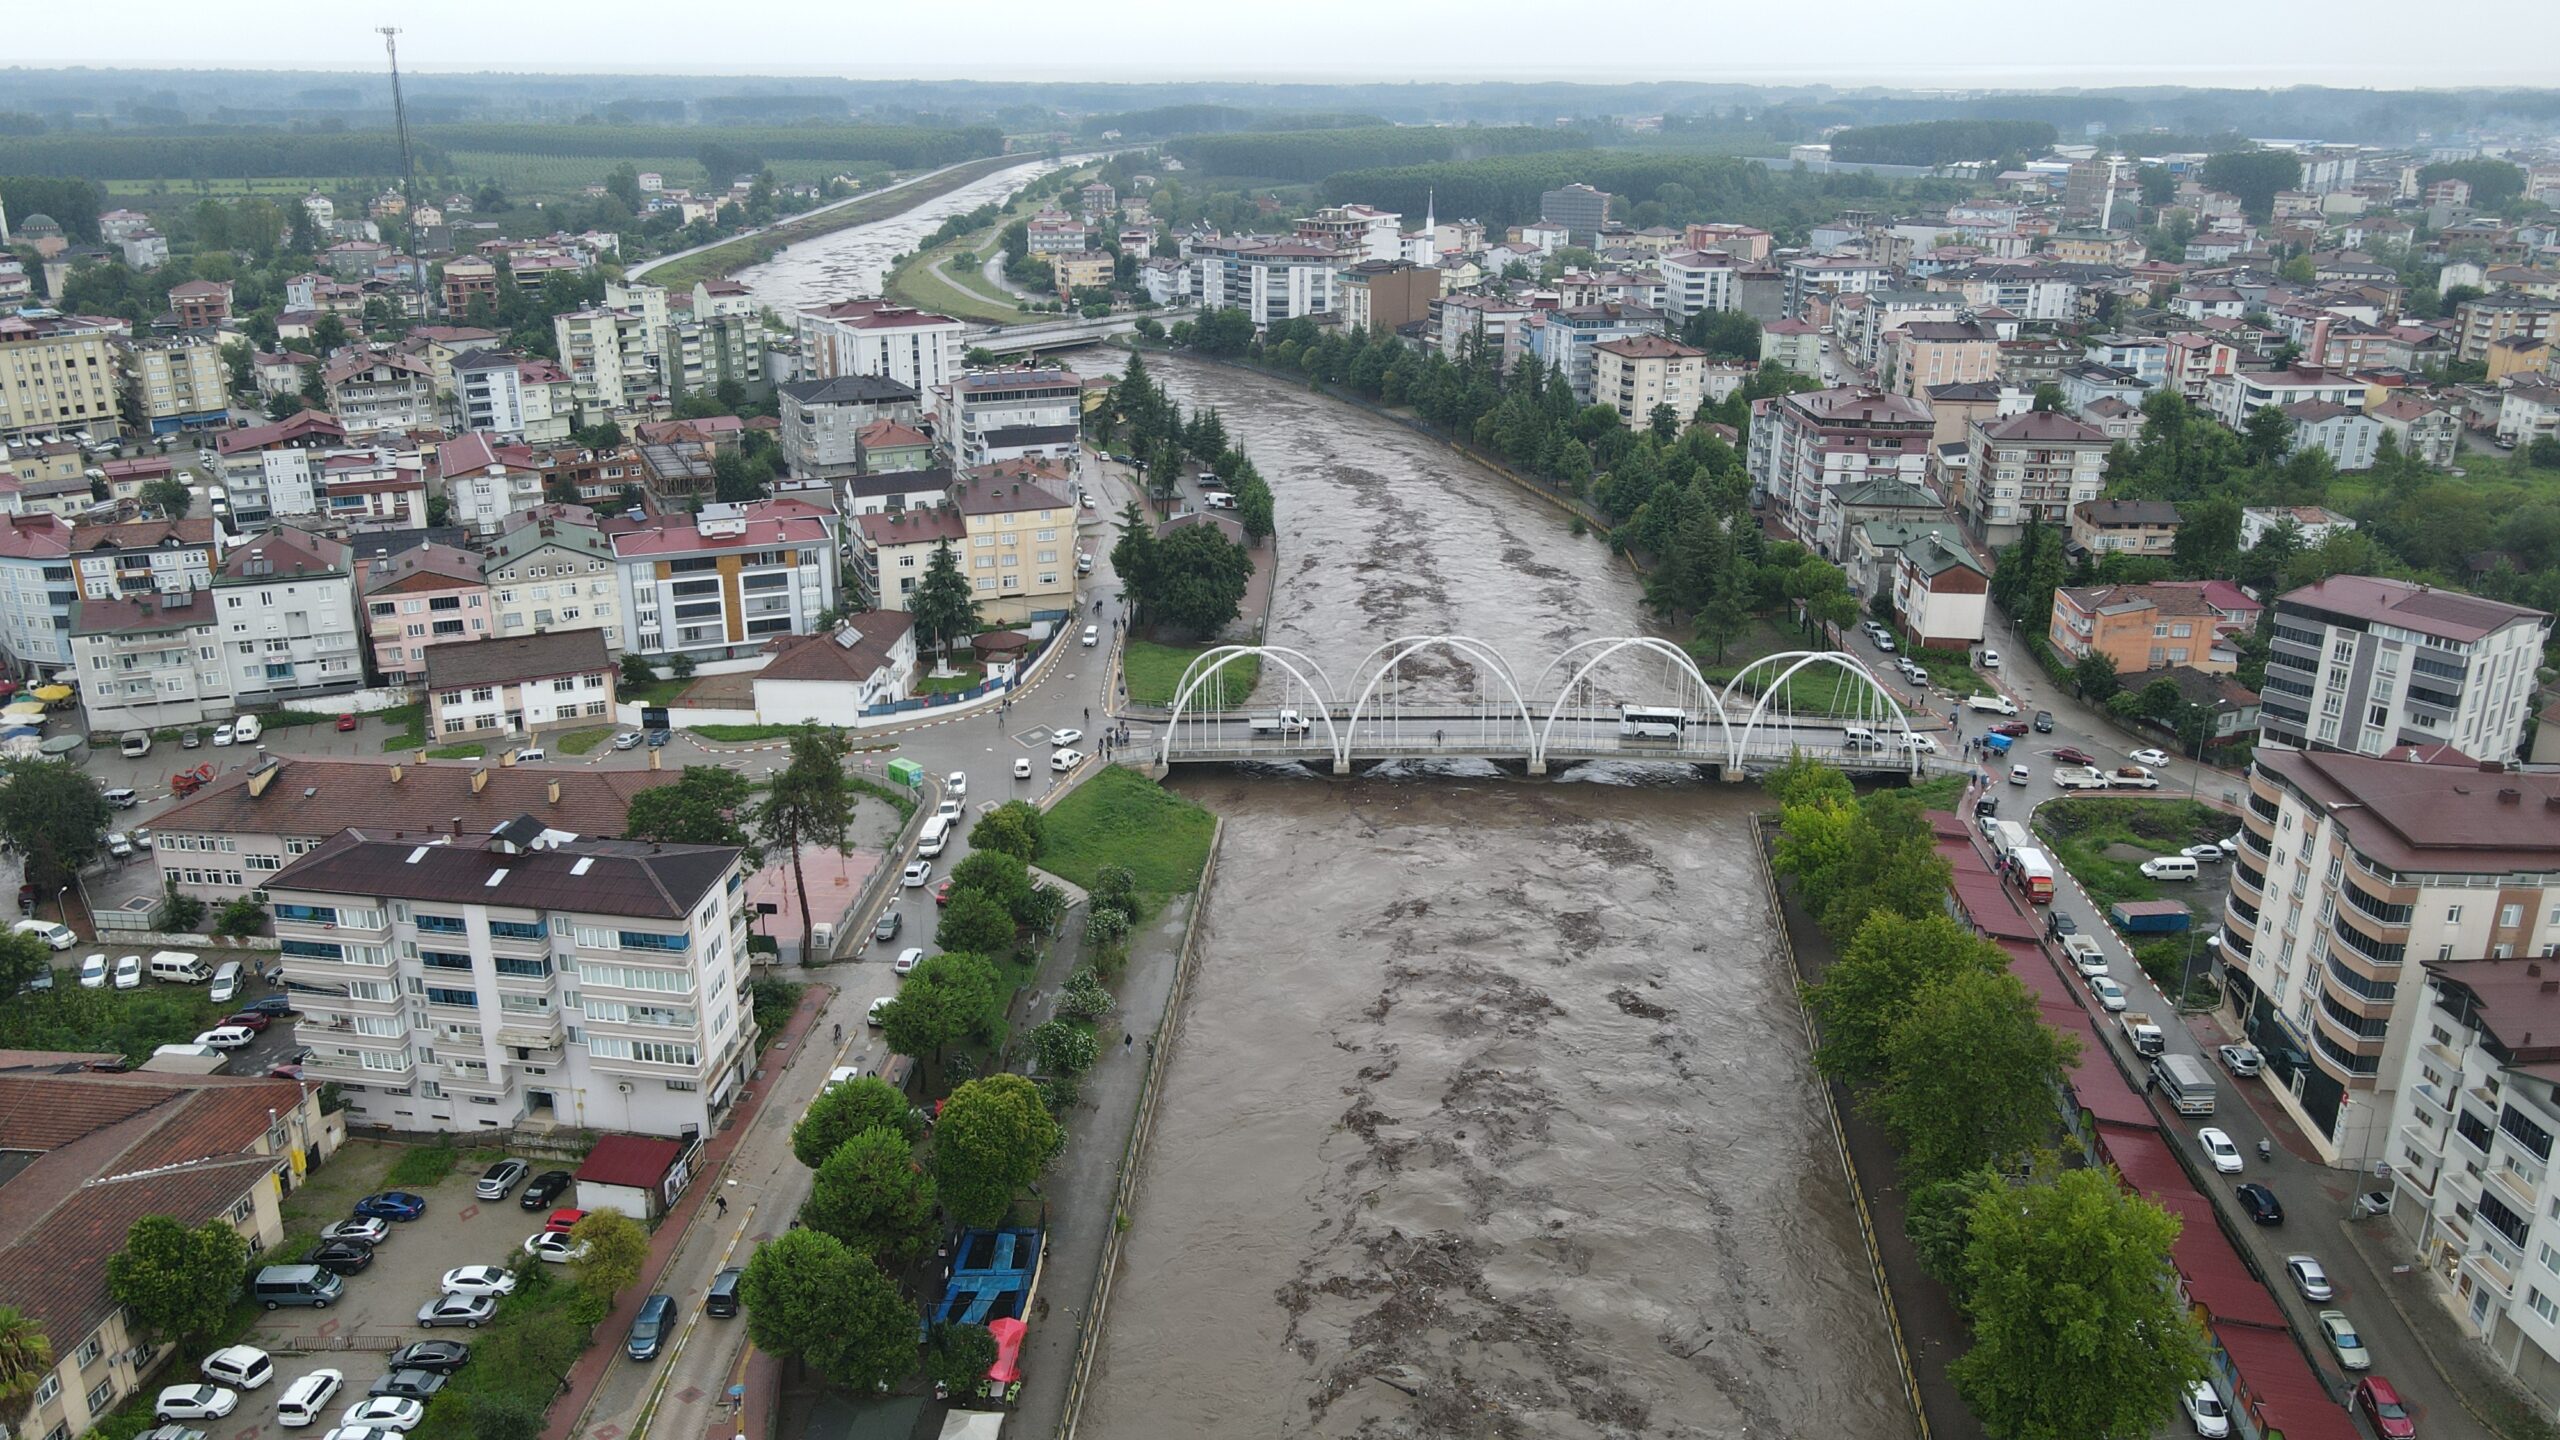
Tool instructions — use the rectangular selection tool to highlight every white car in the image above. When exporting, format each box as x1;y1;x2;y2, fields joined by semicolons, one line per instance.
195;1026;256;1050
1051;748;1086;772
12;918;74;951
901;860;931;888
893;946;925;975
79;952;107;988
1980;647;2002;669
439;1265;516;1297
2183;1380;2231;1439
114;954;142;989
2129;747;2171;767
2217;832;2241;856
946;771;966;797
2198;1127;2244;1174
320;1216;388;1245
612;731;643;751
1050;727;1083;747
1013;757;1033;780
1081;625;1100;647
213;721;237;746
339;1397;424;1432
155;1384;239;1421
523;1231;588;1264
1900;733;1939;755
2086;973;2128;1012
276;1367;345;1427
1873;634;1896;653
935;798;963;820
868;995;895;1027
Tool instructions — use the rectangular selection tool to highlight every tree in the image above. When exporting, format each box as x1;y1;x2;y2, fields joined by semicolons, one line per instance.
2169;495;2239;577
909;541;981;664
1761;753;1856;811
568;1208;649;1305
1018;882;1070;938
879;951;1002;1062
2240;404;2294;466
1143;522;1252;638
1870;970;2078;1184
757;729;854;961
1029;1018;1099;1077
1802;910;2008;1089
1904;1167;2010;1298
935;889;1017;957
1812;792;1952;941
738;1229;919;1391
1056;966;1116;1022
2029;383;2068;413
793;1074;918;1167
0;1304;53;1413
966;801;1042;862
141;475;194;518
2072;651;2120;704
619;651;659;689
947;849;1031;912
466;1394;546;1440
924;1322;998;1400
1951;1167;2208;1440
106;1215;248;1348
0;931;46;1000
2199;150;2304;222
0;762;113;895
932;1074;1066;1227
802;1127;938;1264
622;767;755;851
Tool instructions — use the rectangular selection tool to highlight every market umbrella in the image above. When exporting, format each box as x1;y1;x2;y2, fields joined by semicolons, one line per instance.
29;684;73;702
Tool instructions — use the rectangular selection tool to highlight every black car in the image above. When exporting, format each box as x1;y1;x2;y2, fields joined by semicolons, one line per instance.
386;1341;472;1373
519;1169;573;1210
307;1239;375;1275
2032;710;2055;734
647;729;672;748
242;995;300;1018
1973;795;1998;819
2045;911;2077;939
370;1368;450;1400
872;910;902;944
2236;1182;2285;1225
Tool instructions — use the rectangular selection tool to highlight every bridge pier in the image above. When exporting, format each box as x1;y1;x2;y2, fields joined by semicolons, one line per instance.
1332;757;1352;776
1526;758;1547;777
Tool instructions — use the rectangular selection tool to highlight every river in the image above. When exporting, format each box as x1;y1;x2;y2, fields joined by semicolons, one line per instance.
726;156;1072;316
1075;352;1911;1440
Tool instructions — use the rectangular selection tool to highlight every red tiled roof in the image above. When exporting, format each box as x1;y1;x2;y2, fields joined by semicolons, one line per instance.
578;1134;686;1188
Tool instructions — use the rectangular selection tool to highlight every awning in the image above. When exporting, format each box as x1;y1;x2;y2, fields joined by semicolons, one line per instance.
986;1315;1026;1384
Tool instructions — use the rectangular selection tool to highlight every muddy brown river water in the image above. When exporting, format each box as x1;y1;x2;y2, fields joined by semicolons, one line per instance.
1076;354;1911;1439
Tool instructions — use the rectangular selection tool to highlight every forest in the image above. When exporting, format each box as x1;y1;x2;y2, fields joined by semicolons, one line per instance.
1319;149;1964;238
1827;120;2058;166
1168;125;1590;184
0;123;1000;181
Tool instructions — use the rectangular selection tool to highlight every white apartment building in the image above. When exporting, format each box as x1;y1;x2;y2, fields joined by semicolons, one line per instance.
212;411;351;527
269;823;756;1138
2377;958;2560;1410
322;350;437;437
1746;387;1935;552
2205;366;2367;431
1961;410;2111;548
0;512;75;679
2225;748;2560;1167
71;518;219;601
211;528;365;707
1432;294;1534;364
425;630;616;739
1656;249;1738;322
1193;240;1341;328
485;510;623;651
937;368;1083;468
793;299;965;398
776;374;922;479
436;432;548;536
1591;336;1709;429
70;588;233;733
1294;204;1402;262
614;499;838;661
2262;575;2551;760
454;351;575;444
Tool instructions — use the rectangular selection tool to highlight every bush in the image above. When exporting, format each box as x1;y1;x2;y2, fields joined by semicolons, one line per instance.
214;897;267;938
155;884;206;933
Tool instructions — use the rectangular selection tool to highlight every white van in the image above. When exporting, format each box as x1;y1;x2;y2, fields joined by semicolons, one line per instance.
230;713;262;744
149;950;212;984
917;815;953;858
1987;820;2032;861
1840;724;1882;750
2140;855;2200;882
120;730;152;758
208;960;244;1005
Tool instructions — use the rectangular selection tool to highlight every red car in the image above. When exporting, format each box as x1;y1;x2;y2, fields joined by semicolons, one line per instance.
1990;721;2030;738
543;1208;587;1234
2354;1378;2414;1439
336;713;359;731
933;879;955;907
224;1010;273;1032
2051;746;2097;766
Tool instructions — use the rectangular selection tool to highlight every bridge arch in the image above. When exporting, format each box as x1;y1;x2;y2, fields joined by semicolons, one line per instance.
1159;645;1345;767
1531;636;1737;768
1731;651;1919;774
1340;635;1538;771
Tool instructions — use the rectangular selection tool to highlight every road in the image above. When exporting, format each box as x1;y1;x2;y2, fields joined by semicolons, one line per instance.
1901;600;2487;1440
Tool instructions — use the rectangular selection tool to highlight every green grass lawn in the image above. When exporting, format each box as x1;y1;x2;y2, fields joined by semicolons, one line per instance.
428;743;486;761
1898;644;1990;697
624;677;690;707
0;986;229;1064
889;244;1031;324
917;664;989;696
2032;796;2227;913
376;701;426;752
1036;766;1215;905
690;723;834;742
556;726;617;755
1122;641;1259;708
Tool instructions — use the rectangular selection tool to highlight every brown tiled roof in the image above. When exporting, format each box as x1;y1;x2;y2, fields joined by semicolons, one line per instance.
216;527;348;582
270;832;736;920
153;755;677;842
761;614;916;683
856;508;968;547
2256;747;2560;873
357;542;486;597
70;588;220;638
2277;575;2549;643
424;631;611;691
72;518;217;553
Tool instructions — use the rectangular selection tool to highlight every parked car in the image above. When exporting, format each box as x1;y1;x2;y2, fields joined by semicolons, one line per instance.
384;1342;471;1374
438;1265;516;1298
2086;973;2128;1011
933;879;954;906
893;947;924;975
2181;845;2227;864
474;1159;529;1200
275;1367;344;1427
199;1346;274;1391
415;1293;496;1329
647;729;672;748
367;1370;448;1401
1990;721;2030;738
901;860;931;888
612;731;643;750
541;1208;587;1234
351;1192;426;1221
2051;746;2096;766
2045;911;2077;939
518;1170;572;1210
2183;1380;2231;1439
2235;1183;2284;1225
193;1026;256;1050
2218;832;2242;857
868;996;895;1027
308;1239;375;1275
946;770;966;797
1979;647;2001;668
104;787;139;809
2285;1254;2333;1301
224;1010;273;1032
79;953;106;987
13;919;75;951
2354;1377;2415;1439
2317;1310;2370;1370
114;954;142;989
338;1397;424;1432
1050;727;1084;747
335;713;359;732
154;1385;239;1422
523;1231;588;1264
244;995;300;1018
2197;1128;2243;1174
625;1294;676;1361
2217;1043;2262;1077
320;1217;388;1245
2354;1190;2394;1219
1052;748;1086;772
871;910;902;944
2129;748;2171;767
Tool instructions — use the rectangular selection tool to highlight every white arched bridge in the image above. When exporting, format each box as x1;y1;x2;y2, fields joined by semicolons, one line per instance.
1152;636;1959;778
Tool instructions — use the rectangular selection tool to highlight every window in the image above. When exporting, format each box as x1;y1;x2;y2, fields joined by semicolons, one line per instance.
74;1336;103;1368
2449;905;2465;924
2503;904;2525;928
86;1379;113;1414
2535;1288;2560;1326
416;913;466;935
424;986;477;1008
33;1373;59;1407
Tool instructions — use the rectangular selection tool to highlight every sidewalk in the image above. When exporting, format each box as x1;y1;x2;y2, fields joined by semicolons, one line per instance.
538;982;833;1440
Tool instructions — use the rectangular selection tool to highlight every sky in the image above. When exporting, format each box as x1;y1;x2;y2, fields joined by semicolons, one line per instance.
20;0;2560;88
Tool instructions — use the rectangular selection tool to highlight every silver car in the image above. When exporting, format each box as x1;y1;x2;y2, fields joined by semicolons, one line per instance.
415;1292;496;1329
2284;1254;2333;1301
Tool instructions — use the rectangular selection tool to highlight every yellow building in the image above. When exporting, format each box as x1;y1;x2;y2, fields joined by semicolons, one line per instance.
1052;250;1115;299
1591;335;1709;429
0;312;123;441
125;334;231;434
953;459;1079;625
2487;335;2556;384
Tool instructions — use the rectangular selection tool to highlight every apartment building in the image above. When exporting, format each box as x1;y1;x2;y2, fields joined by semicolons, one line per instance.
1886;320;2001;397
1025;211;1087;255
0;312;122;442
71;518;218;600
952;462;1076;625
0;513;75;679
936;368;1084;468
486;509;622;650
1295;204;1402;262
2370;394;2463;468
2224;749;2560;1165
0;1070;334;1440
1889;533;1989;647
1338;260;1440;334
1192;240;1342;328
2204;367;2369;431
2263;575;2551;760
851;506;969;612
2069;499;2182;559
123;334;231;434
167;278;234;329
777;375;923;479
212;528;364;707
2377;957;2560;1409
1656;249;1738;321
1536;184;1610;245
793;299;965;397
2242;505;2357;551
322;350;437;437
2049;581;2235;676
1745;387;1934;553
1523;304;1666;406
1591;336;1709;429
1960;410;2110;547
1431;294;1534;363
615;499;838;661
2285;400;2384;471
69;588;232;733
2455;295;2560;366
359;542;493;686
436;432;548;536
425;630;615;739
454;350;575;444
268;824;756;1138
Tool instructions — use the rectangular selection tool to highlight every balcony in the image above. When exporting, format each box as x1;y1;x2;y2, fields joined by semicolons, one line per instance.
2401;1120;2446;1160
495;1013;565;1050
2466;1242;2519;1300
2488;1159;2543;1212
437;1066;512;1098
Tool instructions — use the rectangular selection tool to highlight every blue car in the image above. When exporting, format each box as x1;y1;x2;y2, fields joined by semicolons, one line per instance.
352;1191;427;1221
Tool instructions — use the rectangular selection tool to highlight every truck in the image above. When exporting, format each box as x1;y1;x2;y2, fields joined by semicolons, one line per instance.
2053;766;2113;790
1964;694;2020;716
2119;1010;2166;1057
2009;846;2057;905
2109;899;2193;935
1986;819;2032;862
2151;1053;2217;1115
1249;709;1311;735
1982;732;2013;756
2110;765;2160;789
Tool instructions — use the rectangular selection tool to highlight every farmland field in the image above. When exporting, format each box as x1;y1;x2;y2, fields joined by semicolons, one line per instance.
441;152;877;198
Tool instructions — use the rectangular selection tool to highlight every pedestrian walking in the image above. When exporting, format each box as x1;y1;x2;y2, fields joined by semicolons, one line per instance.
715;1194;727;1218
1124;1032;1134;1049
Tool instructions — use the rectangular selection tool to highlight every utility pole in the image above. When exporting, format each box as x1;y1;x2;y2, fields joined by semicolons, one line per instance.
380;26;432;315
